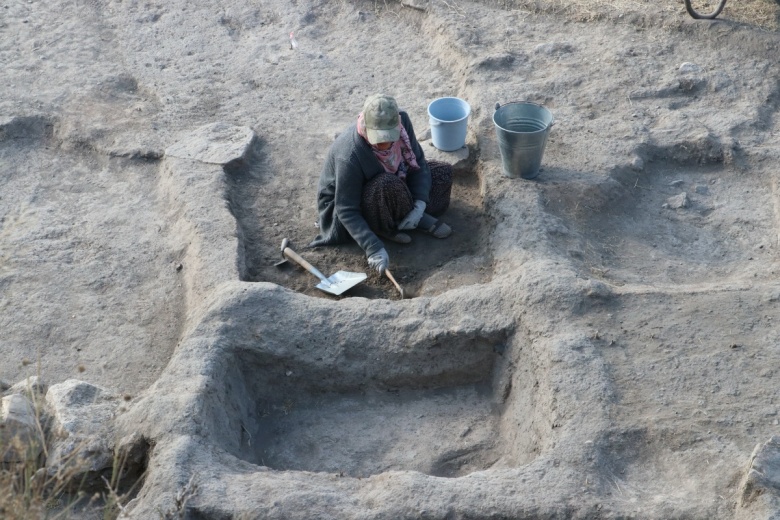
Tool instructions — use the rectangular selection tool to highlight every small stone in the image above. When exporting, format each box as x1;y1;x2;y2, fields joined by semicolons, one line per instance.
400;0;428;11
534;42;575;55
115;432;150;477
695;185;709;195
630;156;644;171
165;123;256;165
740;436;780;506
1;394;44;462
665;192;689;209
423;143;470;172
175;263;183;271
679;62;701;74
8;376;47;398
45;380;119;484
585;280;612;299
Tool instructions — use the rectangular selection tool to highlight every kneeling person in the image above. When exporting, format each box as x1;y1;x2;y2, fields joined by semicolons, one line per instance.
310;94;453;275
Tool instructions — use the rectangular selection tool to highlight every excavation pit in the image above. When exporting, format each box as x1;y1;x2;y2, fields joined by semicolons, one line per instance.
225;140;494;299
540;163;776;286
254;383;499;478
205;329;546;479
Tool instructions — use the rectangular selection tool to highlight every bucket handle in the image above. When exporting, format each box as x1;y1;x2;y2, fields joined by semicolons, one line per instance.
495;101;555;127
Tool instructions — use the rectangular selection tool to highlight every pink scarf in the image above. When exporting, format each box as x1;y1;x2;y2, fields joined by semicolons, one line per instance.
357;113;420;180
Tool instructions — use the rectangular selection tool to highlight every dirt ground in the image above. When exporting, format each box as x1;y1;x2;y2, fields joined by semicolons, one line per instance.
3;0;780;518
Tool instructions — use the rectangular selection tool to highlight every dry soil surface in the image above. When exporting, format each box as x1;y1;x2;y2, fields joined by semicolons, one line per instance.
3;0;780;518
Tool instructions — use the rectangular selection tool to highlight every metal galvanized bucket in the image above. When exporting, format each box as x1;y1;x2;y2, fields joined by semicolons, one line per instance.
428;97;471;152
493;101;554;179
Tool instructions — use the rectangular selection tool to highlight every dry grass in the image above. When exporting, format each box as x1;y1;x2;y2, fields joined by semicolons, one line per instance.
0;461;87;520
725;0;780;28
1;434;78;520
1;432;142;520
490;0;779;29
0;376;143;520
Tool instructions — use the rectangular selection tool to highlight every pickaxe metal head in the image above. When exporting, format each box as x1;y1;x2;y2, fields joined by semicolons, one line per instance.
274;238;290;267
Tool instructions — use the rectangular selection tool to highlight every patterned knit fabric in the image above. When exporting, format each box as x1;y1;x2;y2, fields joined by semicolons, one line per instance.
361;161;452;236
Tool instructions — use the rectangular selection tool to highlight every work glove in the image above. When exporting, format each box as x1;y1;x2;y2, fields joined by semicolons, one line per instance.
367;248;389;275
397;200;426;230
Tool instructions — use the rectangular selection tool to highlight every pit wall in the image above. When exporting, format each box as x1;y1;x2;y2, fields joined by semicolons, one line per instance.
193;286;515;465
159;155;240;319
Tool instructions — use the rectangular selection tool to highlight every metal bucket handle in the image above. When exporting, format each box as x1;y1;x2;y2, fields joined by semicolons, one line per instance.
494;101;555;128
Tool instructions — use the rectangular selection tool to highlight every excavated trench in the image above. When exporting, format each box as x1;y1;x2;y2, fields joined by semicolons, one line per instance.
224;126;495;300
203;328;550;479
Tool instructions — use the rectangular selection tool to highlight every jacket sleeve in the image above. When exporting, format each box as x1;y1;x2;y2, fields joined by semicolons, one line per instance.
333;157;385;257
400;111;432;204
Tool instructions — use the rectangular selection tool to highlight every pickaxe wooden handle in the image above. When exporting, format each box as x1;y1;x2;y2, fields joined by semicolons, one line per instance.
385;269;404;299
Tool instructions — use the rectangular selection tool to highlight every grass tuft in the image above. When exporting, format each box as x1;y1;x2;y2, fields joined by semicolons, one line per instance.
1;376;147;520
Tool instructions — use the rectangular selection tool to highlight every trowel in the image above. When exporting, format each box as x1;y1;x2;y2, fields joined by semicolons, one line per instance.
276;238;367;296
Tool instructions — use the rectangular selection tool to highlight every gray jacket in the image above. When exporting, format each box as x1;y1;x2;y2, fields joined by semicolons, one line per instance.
309;111;431;257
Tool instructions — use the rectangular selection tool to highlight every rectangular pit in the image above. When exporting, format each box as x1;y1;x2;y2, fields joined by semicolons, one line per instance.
203;328;549;479
253;383;499;478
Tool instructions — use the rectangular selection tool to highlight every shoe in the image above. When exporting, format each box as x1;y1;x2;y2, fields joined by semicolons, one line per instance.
378;231;412;244
418;213;452;239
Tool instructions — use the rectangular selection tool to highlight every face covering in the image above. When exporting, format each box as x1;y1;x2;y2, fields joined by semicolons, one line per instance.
357;113;420;180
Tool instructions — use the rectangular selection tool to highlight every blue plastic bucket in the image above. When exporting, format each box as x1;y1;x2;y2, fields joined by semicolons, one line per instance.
493;101;554;179
427;97;471;152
